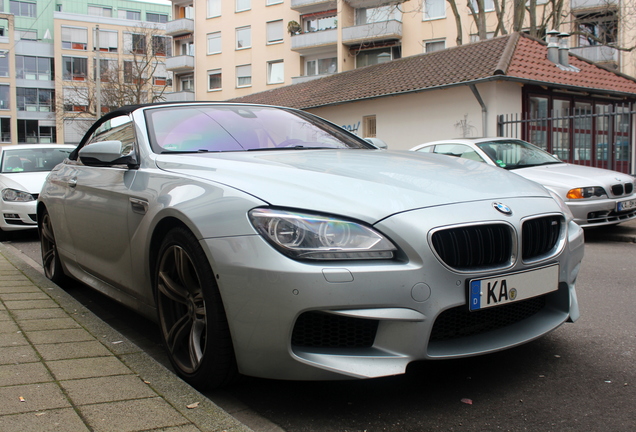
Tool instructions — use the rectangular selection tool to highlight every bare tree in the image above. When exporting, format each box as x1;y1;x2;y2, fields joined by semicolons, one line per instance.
58;24;172;137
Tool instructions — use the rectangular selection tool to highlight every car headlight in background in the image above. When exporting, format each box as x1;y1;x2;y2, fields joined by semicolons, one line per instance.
2;188;35;202
566;187;605;199
549;190;574;223
249;208;397;260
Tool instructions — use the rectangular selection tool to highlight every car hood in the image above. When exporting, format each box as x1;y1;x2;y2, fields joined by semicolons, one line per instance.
513;163;635;190
155;150;551;222
0;172;49;194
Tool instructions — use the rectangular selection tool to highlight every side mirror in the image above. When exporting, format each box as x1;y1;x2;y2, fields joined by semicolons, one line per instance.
78;140;137;167
365;138;388;149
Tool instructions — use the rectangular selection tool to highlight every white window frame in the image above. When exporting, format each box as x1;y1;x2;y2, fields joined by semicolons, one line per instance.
207;0;221;17
469;0;495;13
208;69;222;91
207;32;221;55
423;0;446;20
236;64;251;88
236;26;251;50
266;0;283;4
236;0;250;12
266;20;283;45
61;26;88;51
424;39;446;53
267;60;284;84
95;29;118;53
87;5;111;17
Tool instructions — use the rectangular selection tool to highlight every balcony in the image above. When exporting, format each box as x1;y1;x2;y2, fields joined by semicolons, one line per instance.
571;0;617;9
570;45;619;65
291;0;336;14
342;20;402;46
346;0;407;8
165;18;194;37
166;55;195;73
164;91;195;102
291;29;337;53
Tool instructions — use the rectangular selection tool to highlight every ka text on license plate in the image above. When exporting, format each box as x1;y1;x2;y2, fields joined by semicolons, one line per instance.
468;264;559;311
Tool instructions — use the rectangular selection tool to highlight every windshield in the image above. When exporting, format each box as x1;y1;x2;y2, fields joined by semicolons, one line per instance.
145;105;373;153
1;148;72;173
476;140;562;169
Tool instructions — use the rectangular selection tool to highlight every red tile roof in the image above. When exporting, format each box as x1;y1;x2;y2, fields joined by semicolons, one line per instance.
231;33;636;109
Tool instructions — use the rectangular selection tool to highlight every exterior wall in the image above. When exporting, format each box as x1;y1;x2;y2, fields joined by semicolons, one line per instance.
307;81;523;151
0;13;17;145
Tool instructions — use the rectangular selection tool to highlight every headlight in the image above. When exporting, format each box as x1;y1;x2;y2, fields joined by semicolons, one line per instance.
549;190;574;222
566;187;605;199
249;208;397;260
2;188;35;202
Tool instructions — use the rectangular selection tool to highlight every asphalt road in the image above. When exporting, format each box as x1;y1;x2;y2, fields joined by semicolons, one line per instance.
4;230;635;432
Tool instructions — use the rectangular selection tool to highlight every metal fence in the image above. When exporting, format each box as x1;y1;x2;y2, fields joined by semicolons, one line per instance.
498;103;635;174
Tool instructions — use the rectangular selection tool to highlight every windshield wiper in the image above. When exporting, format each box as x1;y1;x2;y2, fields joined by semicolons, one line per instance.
160;149;220;154
513;161;563;169
247;146;332;151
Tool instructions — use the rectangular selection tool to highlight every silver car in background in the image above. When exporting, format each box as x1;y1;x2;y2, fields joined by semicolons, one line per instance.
411;138;636;228
38;103;584;390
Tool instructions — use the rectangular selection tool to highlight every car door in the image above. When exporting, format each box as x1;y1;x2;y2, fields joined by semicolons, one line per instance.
62;115;138;291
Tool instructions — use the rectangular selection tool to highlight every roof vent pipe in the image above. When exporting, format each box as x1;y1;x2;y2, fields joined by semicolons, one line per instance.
546;30;560;64
558;33;570;67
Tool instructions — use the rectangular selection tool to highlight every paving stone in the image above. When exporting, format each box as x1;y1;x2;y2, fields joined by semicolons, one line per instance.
61;375;158;405
79;397;189;432
11;308;69;321
0;284;41;293
26;328;95;345
0;382;71;415
47;356;133;381
17;317;81;332
0;362;53;387
3;299;60;310
0;345;39;365
0;292;50;301
36;340;112;361
0;319;19;334
0;331;28;348
0;408;89;432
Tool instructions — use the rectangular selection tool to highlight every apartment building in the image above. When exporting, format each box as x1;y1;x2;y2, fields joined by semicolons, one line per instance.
165;0;636;101
0;0;171;145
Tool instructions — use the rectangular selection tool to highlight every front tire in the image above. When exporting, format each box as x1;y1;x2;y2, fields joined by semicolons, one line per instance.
155;227;237;389
39;208;67;284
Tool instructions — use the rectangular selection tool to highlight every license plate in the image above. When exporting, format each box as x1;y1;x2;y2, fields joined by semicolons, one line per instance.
468;264;559;311
617;199;636;212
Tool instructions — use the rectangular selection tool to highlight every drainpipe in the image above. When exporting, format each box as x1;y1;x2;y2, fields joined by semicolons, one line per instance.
546;29;560;64
558;33;570;67
469;84;488;137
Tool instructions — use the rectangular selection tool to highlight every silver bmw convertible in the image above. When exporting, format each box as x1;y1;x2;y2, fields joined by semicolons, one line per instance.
38;103;584;389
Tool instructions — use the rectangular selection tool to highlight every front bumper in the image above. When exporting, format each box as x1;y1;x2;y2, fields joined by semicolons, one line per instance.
0;200;38;231
567;195;636;228
204;198;584;381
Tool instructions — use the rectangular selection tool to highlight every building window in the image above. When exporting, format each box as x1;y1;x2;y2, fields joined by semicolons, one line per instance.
266;20;283;44
17;120;56;144
0;85;9;110
62;56;87;81
0;118;10;143
152;36;171;56
16;56;54;80
469;0;494;12
124;61;133;83
363;115;376;138
16;88;55;112
118;10;141;20
93;58;118;81
181;40;194;56
147;12;168;23
180;74;194;91
124;33;147;54
576;12;617;47
305;56;337;76
208;69;222;91
152;62;168;86
236;0;250;12
236;26;251;49
95;29;118;52
236;64;251;87
10;1;36;17
355;6;401;25
16;29;37;40
267;60;284;84
207;0;221;17
266;0;282;4
302;11;337;33
87;5;111;17
425;39;446;53
0;54;8;77
355;46;400;68
61;26;88;50
207;32;221;54
423;0;445;20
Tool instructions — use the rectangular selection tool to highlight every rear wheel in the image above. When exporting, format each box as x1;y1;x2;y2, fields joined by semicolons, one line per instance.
155;227;237;389
39;209;67;284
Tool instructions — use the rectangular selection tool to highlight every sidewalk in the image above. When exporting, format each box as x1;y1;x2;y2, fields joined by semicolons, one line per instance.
0;243;253;432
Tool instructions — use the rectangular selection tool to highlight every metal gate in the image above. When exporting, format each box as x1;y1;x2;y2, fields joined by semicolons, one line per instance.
498;103;635;174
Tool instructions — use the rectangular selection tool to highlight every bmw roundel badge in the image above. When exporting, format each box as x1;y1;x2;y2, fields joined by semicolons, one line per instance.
493;202;513;216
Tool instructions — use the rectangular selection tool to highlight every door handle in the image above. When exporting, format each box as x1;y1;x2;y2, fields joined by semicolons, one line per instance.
68;177;77;188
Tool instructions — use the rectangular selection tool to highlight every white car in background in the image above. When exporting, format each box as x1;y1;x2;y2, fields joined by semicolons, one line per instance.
411;138;636;228
0;144;74;237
